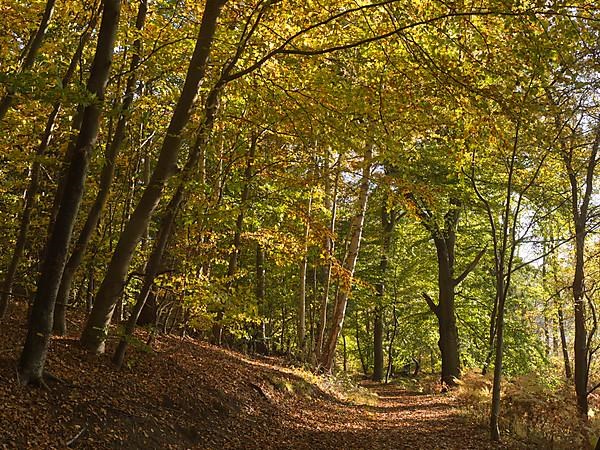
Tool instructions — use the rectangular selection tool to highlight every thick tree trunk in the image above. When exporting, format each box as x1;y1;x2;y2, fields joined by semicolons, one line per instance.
18;0;122;384
80;0;226;353
0;15;97;319
321;146;372;372
0;0;56;121
435;244;461;387
573;228;588;414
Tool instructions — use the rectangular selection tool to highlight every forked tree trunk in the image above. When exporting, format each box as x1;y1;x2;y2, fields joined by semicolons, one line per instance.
18;0;122;384
0;13;98;319
321;146;372;372
80;0;226;353
53;0;148;335
112;81;222;366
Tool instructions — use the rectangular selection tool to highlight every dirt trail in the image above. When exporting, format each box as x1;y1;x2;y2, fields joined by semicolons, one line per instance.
251;382;522;450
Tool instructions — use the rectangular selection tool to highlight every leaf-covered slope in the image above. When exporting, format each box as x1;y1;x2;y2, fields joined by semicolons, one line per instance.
1;302;523;449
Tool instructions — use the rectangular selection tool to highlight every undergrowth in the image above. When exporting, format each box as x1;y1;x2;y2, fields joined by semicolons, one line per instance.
455;370;600;449
266;367;379;406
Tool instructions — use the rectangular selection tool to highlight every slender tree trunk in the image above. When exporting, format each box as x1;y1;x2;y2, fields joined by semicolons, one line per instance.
212;134;256;344
256;244;267;352
563;129;599;416
355;313;367;375
298;194;312;357
0;14;98;318
373;306;384;381
0;0;57;122
558;302;572;379
53;0;148;335
80;0;226;353
18;0;122;384
113;188;181;368
86;264;95;314
385;305;398;383
314;153;339;360
482;291;499;375
321;145;372;372
373;203;395;381
489;267;507;439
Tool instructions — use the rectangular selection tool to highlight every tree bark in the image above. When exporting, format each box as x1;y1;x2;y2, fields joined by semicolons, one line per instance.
80;0;226;353
18;0;122;384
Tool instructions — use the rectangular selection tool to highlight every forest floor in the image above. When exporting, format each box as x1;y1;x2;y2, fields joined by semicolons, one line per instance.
0;301;535;449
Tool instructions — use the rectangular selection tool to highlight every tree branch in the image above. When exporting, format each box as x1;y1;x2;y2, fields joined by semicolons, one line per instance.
422;292;439;317
453;245;487;286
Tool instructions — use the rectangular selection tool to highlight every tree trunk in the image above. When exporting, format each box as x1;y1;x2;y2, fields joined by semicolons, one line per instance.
355;313;367;375
321;145;372;372
314;153;339;360
0;14;98;319
18;0;122;384
53;0;148;335
490;275;507;441
298;194;312;357
385;305;398;383
373;306;384;381
558;302;572;379
373;202;395;381
113;187;181;368
0;0;57;121
255;244;268;353
80;0;226;353
573;226;588;415
434;241;461;387
212;134;256;344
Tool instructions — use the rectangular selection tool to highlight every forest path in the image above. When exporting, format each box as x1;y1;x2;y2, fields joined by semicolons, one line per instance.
265;381;517;450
